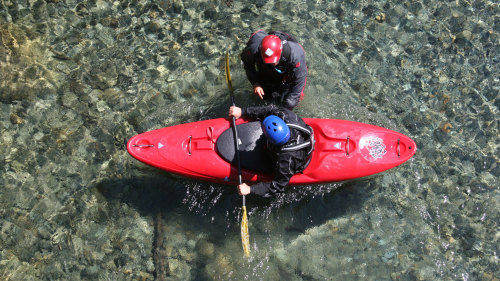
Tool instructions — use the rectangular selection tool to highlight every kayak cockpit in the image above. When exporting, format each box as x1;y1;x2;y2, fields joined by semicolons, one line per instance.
216;121;273;173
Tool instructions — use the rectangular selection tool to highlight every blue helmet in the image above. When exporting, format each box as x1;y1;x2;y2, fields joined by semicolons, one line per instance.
262;115;290;145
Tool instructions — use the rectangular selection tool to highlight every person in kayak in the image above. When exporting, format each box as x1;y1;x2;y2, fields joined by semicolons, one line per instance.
240;30;308;109
228;104;314;197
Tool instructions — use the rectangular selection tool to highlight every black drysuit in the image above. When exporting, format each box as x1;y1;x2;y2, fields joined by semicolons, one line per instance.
242;104;313;197
241;30;308;109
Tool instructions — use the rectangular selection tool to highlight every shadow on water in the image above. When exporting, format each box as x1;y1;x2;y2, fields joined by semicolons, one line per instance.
94;167;374;279
249;180;373;235
95;172;235;222
95;166;372;239
94;170;254;241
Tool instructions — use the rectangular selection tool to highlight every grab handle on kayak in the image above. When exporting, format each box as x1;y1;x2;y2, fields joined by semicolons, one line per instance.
188;136;192;156
132;144;154;147
346;136;350;156
206;126;216;144
397;138;400;158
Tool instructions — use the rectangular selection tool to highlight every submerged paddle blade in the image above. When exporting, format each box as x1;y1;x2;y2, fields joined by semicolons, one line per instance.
241;205;250;257
225;52;234;94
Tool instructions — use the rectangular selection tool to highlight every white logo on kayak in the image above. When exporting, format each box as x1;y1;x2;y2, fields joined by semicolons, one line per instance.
368;137;386;159
265;48;274;57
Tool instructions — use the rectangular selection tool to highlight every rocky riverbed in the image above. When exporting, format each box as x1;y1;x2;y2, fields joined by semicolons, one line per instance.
0;0;498;280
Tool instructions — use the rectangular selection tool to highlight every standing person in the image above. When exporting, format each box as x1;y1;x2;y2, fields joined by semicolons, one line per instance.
240;30;308;109
228;104;314;197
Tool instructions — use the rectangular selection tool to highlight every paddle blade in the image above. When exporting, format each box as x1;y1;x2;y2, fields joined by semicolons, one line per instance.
241;205;250;257
225;52;234;94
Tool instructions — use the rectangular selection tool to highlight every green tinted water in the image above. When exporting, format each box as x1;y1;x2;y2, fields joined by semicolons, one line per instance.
0;0;498;280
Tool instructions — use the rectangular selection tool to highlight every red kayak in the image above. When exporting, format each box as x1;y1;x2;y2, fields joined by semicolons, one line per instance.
127;118;416;185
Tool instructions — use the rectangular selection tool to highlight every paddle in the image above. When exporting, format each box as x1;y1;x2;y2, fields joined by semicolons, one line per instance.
225;51;250;257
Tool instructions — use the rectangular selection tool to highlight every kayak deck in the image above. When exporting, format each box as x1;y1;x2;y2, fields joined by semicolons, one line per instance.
127;118;416;185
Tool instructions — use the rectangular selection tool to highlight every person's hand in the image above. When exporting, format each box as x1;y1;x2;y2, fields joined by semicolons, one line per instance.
229;106;242;119
253;85;264;100
238;183;251;196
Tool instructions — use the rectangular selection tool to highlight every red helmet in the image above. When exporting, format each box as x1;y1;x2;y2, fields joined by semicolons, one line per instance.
260;35;282;64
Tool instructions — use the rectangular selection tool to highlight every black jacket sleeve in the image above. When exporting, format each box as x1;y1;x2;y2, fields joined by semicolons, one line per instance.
251;151;296;197
283;42;307;108
243;104;280;121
